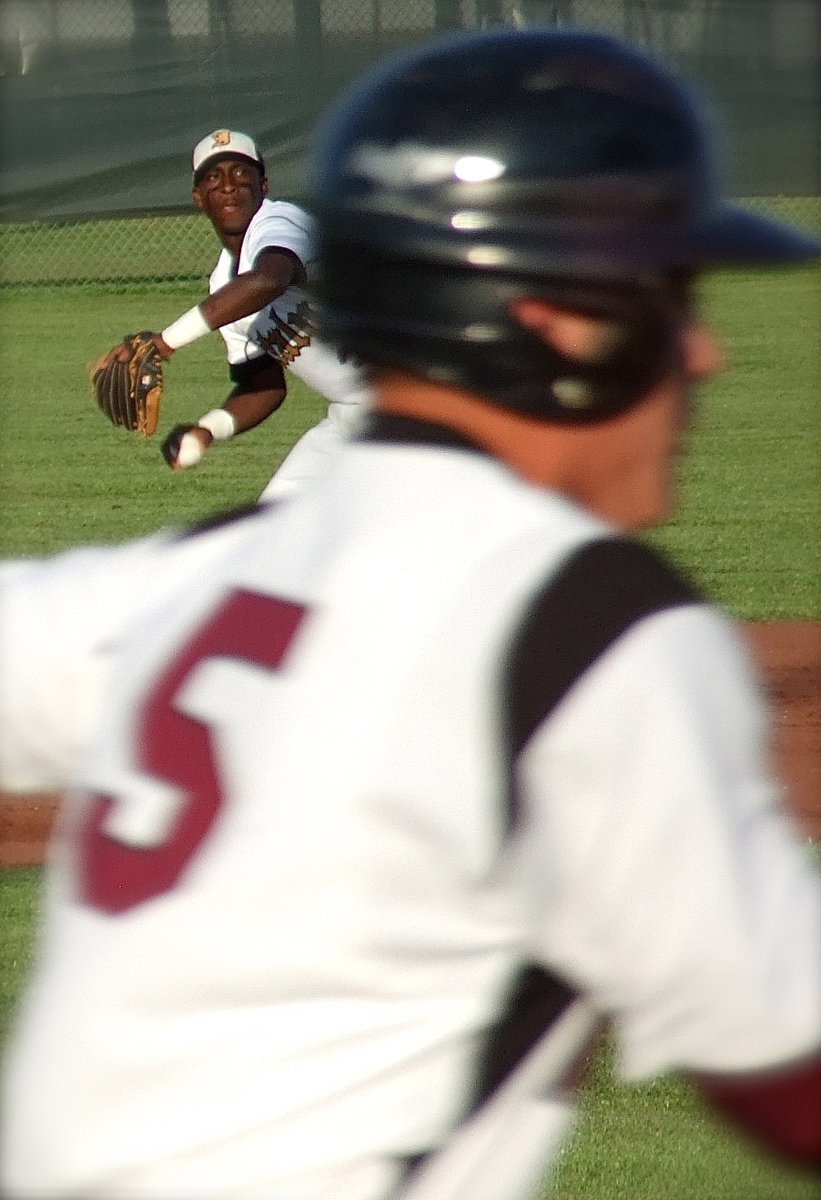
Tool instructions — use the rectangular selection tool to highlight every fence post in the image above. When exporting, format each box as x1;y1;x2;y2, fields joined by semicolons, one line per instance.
434;1;463;32
294;0;324;81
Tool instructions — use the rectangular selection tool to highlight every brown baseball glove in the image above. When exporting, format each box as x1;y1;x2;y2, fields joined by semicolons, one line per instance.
90;331;164;437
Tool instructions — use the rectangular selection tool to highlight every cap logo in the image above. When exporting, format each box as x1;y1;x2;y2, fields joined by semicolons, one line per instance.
212;130;232;148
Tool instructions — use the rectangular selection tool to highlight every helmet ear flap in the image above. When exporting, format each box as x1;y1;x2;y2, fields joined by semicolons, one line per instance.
512;275;686;421
317;237;684;423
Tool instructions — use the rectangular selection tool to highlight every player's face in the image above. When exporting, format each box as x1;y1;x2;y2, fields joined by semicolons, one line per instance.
193;157;267;236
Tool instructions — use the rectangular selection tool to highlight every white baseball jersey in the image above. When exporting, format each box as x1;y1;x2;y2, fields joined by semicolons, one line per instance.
1;416;819;1199
211;196;371;442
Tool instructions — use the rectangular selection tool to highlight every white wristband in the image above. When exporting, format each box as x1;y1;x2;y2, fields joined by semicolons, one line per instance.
161;305;211;350
197;408;237;442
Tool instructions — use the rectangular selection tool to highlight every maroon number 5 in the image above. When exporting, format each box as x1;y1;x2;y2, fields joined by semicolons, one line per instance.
80;589;307;914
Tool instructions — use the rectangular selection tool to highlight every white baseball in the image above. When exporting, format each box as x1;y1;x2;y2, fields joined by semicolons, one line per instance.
175;431;207;469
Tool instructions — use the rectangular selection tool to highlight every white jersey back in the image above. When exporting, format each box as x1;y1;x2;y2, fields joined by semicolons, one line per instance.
1;419;819;1198
212;197;370;434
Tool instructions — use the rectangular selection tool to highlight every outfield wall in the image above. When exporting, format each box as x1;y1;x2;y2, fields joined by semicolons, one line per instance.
0;1;817;288
1;0;818;222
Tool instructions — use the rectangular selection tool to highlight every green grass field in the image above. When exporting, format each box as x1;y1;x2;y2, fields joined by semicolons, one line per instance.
0;284;328;550
1;266;818;611
0;263;819;1198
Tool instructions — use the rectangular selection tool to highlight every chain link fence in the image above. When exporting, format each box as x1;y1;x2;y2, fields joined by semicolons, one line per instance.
0;0;817;288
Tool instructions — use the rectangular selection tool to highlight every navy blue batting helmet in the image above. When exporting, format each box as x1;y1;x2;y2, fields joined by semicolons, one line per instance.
309;29;818;421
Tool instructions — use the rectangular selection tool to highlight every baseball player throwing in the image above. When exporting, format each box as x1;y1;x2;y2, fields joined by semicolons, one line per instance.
150;129;371;499
1;29;819;1200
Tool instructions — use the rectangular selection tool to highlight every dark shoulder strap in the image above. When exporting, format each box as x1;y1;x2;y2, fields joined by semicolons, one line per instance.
503;536;701;832
395;539;699;1196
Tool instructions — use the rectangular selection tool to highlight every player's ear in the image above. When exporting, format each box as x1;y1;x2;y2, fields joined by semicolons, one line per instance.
261;174;269;197
192;187;205;211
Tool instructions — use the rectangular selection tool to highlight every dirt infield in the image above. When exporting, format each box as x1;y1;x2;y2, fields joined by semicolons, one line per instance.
1;622;818;868
741;622;820;842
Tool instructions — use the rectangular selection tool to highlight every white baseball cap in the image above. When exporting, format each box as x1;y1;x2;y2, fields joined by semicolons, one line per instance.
192;130;265;182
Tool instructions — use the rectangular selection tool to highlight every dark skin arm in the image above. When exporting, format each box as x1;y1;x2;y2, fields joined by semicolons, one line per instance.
221;372;287;433
207;358;286;434
162;355;286;468
155;247;299;358
173;358;287;464
691;1055;821;1169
